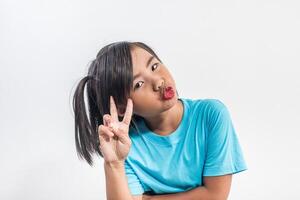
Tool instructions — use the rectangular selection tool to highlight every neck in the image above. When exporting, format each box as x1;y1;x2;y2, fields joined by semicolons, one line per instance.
143;99;184;136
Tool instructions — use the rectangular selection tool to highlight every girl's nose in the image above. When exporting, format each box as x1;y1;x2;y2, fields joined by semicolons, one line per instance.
153;78;165;91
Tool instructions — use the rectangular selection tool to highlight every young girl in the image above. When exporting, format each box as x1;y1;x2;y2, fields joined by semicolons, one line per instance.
72;41;247;200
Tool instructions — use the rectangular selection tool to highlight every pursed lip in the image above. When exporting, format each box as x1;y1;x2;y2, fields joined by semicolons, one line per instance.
160;84;174;100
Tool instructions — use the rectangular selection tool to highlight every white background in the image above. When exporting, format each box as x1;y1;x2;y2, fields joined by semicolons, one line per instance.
1;0;300;199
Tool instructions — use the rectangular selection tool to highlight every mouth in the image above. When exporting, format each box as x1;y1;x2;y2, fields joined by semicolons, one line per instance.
162;85;175;100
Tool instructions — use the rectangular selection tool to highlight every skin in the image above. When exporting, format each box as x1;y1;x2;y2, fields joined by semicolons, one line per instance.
119;46;184;136
99;45;184;164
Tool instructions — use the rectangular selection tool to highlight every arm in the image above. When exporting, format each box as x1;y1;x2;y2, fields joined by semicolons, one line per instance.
143;174;232;200
101;97;140;200
104;161;136;200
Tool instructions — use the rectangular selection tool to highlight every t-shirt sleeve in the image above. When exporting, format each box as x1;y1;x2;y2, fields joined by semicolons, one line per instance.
124;159;145;195
203;99;248;176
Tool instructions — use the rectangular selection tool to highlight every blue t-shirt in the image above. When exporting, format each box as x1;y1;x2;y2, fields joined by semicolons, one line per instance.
125;98;247;195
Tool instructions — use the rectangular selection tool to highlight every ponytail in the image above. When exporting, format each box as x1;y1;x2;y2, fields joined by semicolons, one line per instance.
73;75;102;166
71;41;161;166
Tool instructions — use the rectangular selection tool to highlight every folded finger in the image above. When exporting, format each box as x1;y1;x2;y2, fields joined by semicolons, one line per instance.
102;114;111;127
98;125;114;138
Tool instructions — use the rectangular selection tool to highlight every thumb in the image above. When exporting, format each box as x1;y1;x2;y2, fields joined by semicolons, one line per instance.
110;123;130;144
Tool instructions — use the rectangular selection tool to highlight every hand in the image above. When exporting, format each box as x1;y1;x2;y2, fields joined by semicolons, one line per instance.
98;96;133;164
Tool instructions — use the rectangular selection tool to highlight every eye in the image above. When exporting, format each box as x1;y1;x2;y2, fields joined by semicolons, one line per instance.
133;63;160;90
151;63;159;71
134;81;143;90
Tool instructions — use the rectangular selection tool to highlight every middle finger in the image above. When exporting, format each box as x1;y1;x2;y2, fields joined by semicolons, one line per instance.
110;96;119;122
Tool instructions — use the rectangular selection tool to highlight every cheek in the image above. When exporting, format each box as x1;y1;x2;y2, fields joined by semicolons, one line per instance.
161;66;173;78
132;98;152;113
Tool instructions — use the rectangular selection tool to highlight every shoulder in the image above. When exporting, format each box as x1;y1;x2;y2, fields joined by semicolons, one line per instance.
182;98;228;114
201;98;228;114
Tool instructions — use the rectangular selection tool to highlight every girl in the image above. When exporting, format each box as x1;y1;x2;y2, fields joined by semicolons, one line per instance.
72;41;247;200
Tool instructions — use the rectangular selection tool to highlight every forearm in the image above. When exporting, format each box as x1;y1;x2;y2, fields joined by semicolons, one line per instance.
145;186;221;200
104;161;133;200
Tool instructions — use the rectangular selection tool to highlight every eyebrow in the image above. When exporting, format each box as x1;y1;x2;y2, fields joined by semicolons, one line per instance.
133;55;155;81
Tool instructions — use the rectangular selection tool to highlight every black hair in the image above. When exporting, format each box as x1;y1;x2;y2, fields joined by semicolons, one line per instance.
72;41;163;166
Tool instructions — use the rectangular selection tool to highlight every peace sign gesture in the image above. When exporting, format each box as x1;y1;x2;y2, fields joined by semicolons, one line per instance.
98;96;134;164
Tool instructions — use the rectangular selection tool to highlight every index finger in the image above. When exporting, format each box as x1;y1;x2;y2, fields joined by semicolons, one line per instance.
122;98;133;125
110;96;119;121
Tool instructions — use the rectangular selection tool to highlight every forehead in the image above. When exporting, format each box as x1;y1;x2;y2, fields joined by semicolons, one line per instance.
130;47;153;67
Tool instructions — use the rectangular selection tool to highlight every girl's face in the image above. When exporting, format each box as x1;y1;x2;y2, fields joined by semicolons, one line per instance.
127;46;179;118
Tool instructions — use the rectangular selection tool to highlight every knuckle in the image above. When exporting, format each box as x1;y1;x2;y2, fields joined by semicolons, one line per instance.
102;114;110;120
98;125;106;134
100;126;112;136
